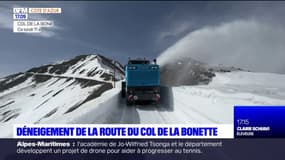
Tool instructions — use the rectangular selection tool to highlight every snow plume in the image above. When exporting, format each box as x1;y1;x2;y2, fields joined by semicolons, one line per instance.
157;20;285;74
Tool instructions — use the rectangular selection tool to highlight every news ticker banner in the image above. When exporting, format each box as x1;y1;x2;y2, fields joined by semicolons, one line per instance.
13;7;61;33
14;124;234;139
12;106;285;139
234;106;285;138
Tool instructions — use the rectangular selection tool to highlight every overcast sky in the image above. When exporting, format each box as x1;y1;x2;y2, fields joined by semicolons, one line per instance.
1;1;285;77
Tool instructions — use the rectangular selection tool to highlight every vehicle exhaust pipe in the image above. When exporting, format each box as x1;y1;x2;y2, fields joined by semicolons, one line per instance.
153;59;157;64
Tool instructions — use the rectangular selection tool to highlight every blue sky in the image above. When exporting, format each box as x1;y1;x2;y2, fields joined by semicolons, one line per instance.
1;1;285;77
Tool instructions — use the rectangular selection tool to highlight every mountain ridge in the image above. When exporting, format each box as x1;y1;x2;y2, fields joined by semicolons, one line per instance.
0;54;124;125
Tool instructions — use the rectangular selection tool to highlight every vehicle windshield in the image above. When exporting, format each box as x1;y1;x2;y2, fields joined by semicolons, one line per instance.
128;60;150;64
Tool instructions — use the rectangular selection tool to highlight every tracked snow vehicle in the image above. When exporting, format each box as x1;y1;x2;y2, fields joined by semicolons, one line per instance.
121;58;160;105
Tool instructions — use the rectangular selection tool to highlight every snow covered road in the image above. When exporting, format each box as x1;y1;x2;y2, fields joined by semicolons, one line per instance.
64;71;285;125
1;71;285;137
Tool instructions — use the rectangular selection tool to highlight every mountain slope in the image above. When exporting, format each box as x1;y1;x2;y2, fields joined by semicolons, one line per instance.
0;54;124;129
27;54;124;82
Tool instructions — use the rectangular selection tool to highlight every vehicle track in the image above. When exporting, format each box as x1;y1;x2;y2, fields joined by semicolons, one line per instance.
89;86;221;124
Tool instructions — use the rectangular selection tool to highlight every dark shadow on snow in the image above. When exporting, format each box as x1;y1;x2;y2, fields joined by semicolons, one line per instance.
134;86;174;112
